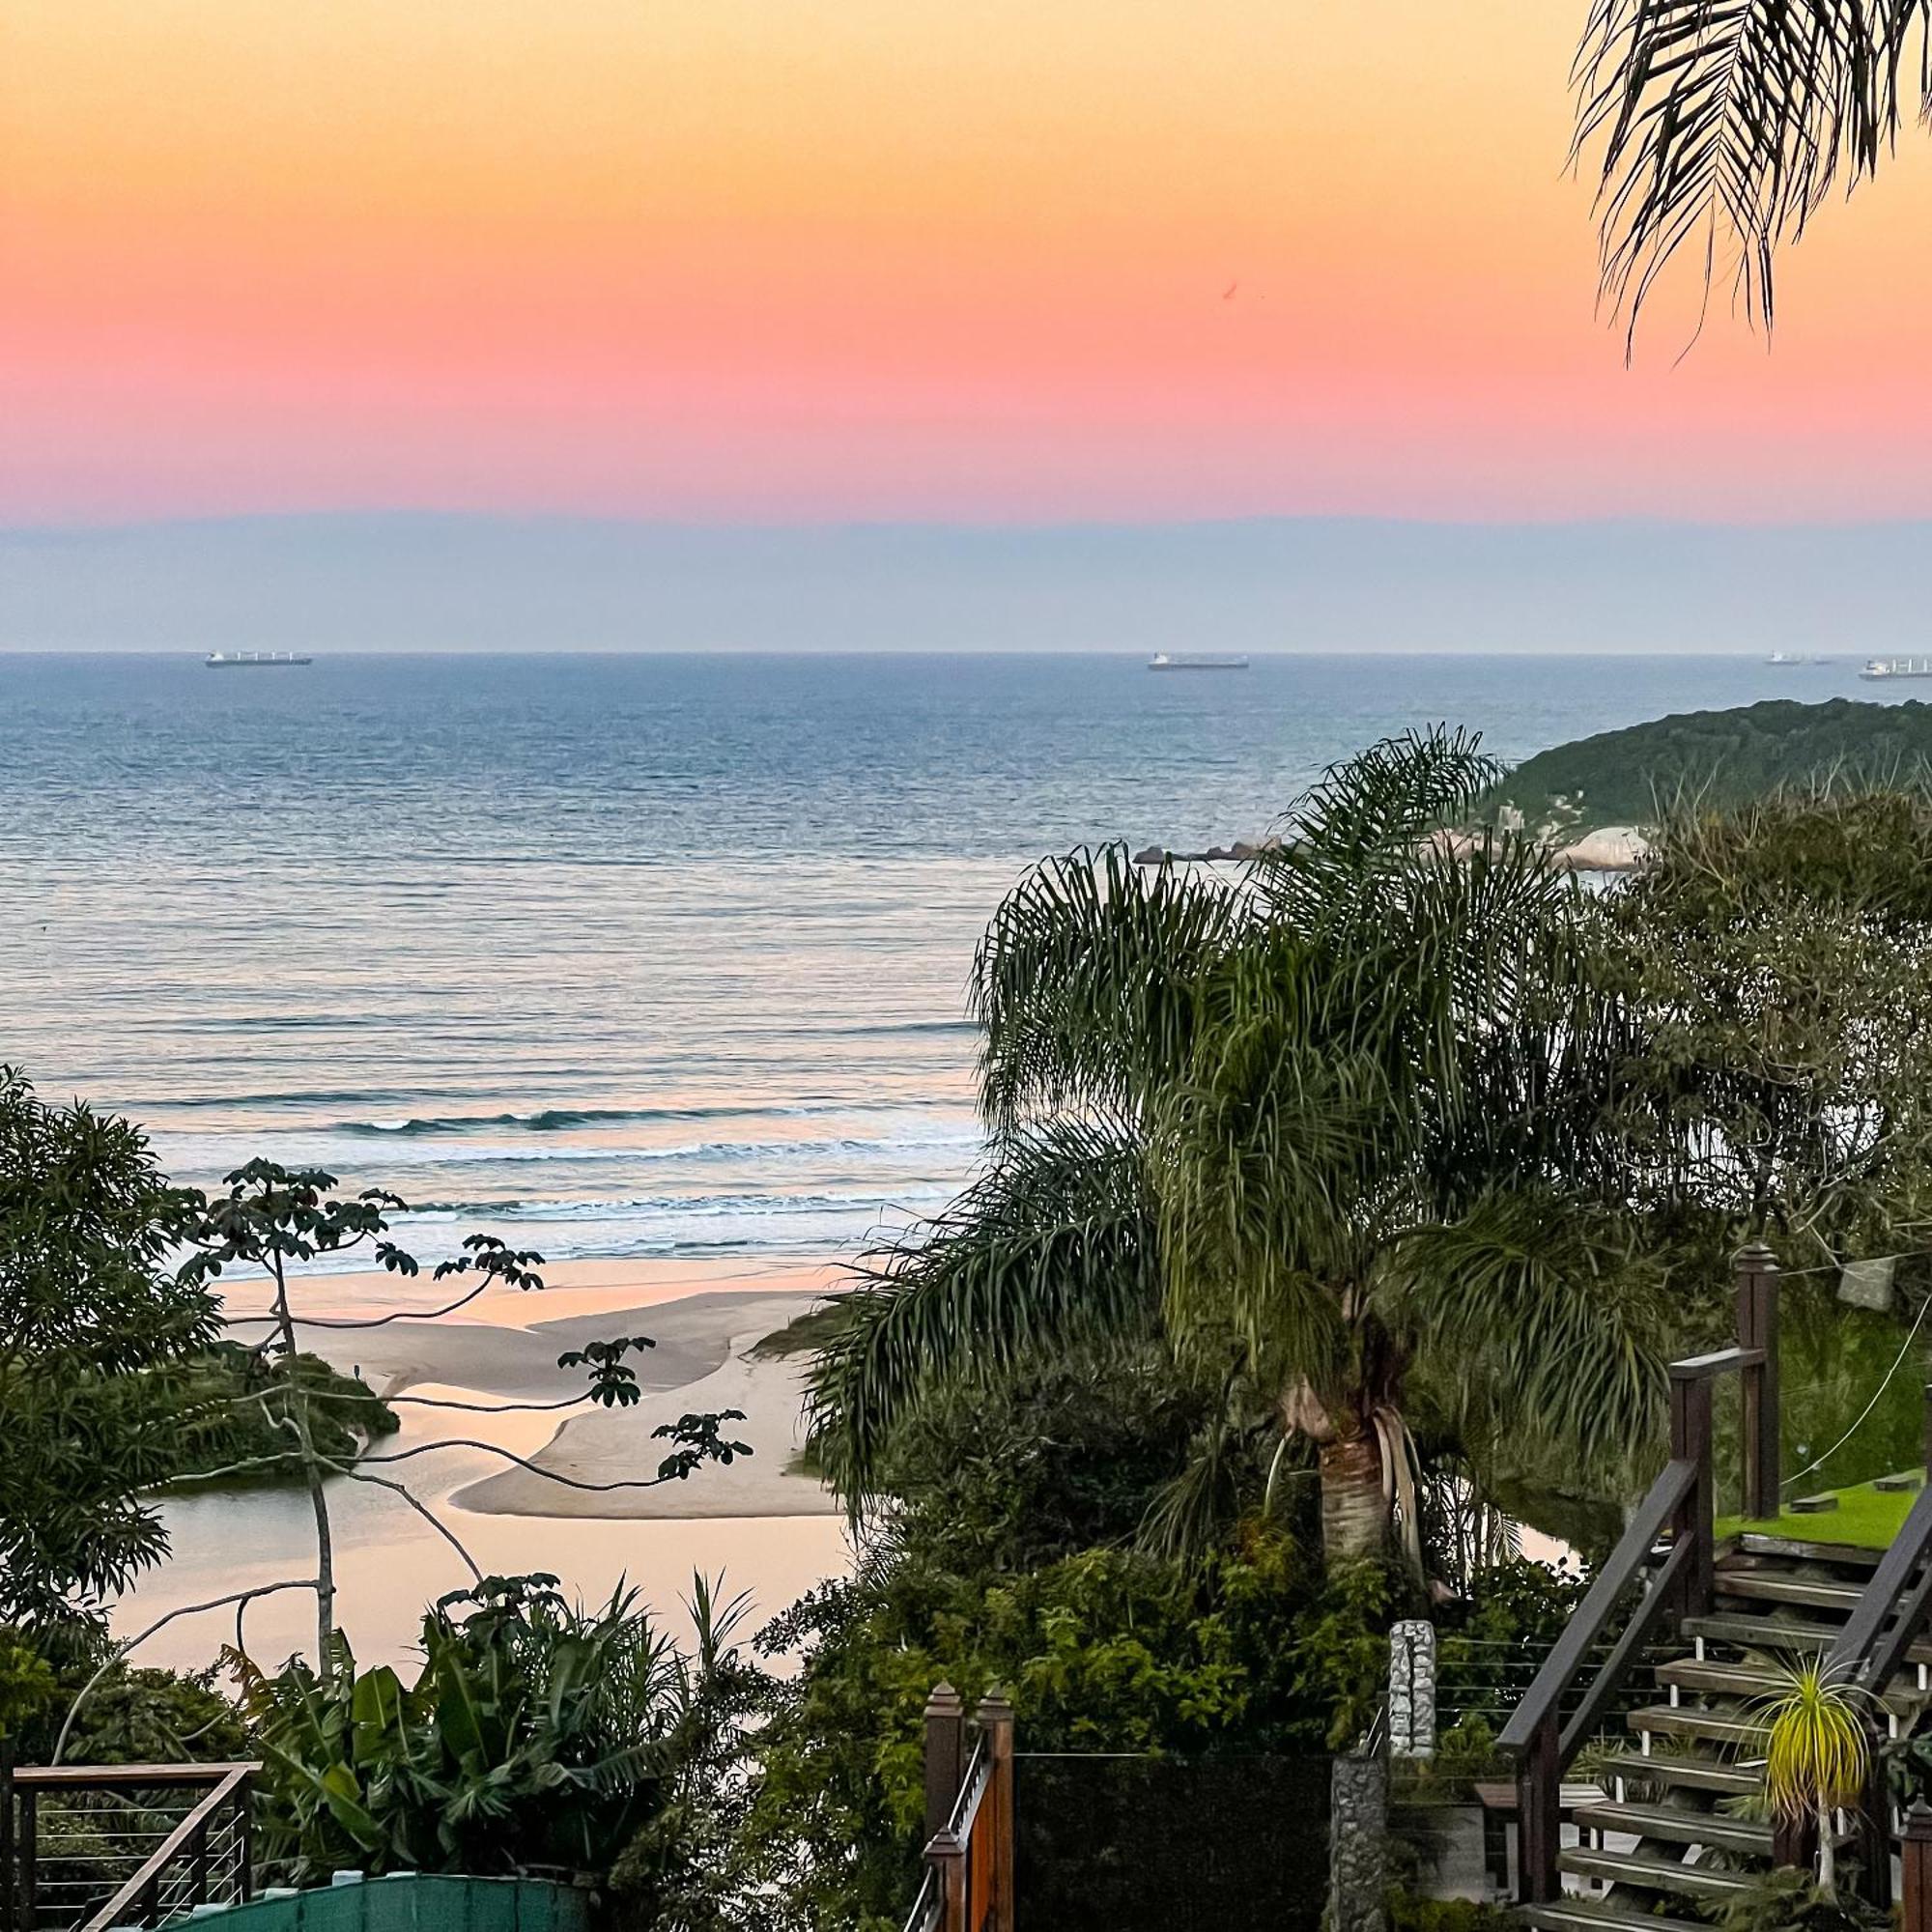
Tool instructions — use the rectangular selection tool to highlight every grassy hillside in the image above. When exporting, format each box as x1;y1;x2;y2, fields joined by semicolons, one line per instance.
1491;697;1932;834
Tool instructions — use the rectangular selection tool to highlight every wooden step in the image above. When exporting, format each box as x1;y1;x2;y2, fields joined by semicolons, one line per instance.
1682;1612;1932;1669
1521;1901;1709;1932
1656;1657;1918;1714
1683;1612;1835;1652
1713;1571;1862;1612
1736;1534;1885;1570
1558;1847;1759;1898
1597;1750;1760;1796
1626;1704;1762;1746
1573;1800;1772;1854
1656;1659;1794;1698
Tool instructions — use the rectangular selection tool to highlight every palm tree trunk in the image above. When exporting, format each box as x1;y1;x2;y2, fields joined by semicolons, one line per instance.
1318;1428;1387;1559
1816;1803;1834;1898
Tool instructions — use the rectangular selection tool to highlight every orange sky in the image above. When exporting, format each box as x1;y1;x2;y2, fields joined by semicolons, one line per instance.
6;0;1932;524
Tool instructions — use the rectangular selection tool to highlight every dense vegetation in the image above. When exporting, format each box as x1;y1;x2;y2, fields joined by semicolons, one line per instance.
0;1067;218;1627
1486;697;1932;834
809;732;1667;1564
176;1342;400;1482
14;739;1932;1932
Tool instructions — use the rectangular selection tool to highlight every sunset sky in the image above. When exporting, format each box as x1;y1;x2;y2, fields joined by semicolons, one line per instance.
7;0;1932;527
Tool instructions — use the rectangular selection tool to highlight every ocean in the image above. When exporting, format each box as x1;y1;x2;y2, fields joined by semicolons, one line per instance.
1;649;1883;1663
0;650;1870;1284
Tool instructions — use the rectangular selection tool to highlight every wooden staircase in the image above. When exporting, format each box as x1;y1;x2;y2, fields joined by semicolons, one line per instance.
1520;1533;1932;1932
1500;1246;1932;1927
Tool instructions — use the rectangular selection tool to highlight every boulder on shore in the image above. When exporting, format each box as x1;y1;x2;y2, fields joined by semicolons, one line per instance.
1554;826;1648;872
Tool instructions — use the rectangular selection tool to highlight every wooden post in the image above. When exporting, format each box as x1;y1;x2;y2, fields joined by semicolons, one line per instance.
17;1789;34;1932
1903;1800;1932;1932
238;1782;255;1902
2;1738;14;1932
1736;1243;1780;1520
978;1688;1015;1932
1851;1734;1892;1908
926;1829;967;1932
923;1684;966;1848
1669;1366;1715;1619
1515;1714;1560;1904
190;1815;211;1909
1774;1810;1816;1874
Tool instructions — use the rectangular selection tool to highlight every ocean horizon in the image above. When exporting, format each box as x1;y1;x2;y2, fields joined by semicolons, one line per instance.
1;648;1903;1288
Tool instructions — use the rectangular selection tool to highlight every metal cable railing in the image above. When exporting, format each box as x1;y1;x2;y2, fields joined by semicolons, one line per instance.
4;1764;257;1932
1437;1634;1681;1739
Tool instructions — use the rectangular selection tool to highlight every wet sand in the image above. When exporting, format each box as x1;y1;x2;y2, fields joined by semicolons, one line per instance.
277;1258;845;1520
116;1258;854;1670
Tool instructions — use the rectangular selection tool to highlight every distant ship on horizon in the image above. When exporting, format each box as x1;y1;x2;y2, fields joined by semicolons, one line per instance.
1861;657;1932;680
1149;652;1249;671
205;650;313;668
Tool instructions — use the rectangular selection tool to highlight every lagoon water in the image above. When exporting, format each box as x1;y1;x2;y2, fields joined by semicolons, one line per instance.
0;649;1890;1662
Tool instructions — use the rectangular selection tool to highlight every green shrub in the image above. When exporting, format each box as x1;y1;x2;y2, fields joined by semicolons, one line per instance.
1387;1890;1517;1932
733;1528;1395;1931
239;1573;763;1889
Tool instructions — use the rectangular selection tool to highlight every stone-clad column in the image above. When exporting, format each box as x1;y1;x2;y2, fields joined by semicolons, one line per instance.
1389;1618;1436;1759
1329;1751;1389;1932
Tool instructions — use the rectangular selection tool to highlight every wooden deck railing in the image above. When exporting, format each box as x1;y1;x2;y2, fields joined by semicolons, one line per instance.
1498;1245;1780;1904
2;1763;257;1932
1818;1425;1932;1901
902;1686;1013;1932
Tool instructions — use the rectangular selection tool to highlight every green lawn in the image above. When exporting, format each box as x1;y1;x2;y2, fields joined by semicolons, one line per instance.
1719;1477;1920;1551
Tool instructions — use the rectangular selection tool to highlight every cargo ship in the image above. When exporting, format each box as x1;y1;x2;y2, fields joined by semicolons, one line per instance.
1149;653;1249;671
1860;657;1932;680
205;651;313;668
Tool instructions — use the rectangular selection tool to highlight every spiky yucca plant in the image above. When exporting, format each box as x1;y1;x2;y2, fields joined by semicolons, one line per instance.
1754;1659;1871;1898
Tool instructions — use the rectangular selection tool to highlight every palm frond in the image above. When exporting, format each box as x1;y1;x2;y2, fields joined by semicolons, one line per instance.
1252;727;1503;929
973;845;1245;1131
1577;0;1932;341
1391;1190;1667;1468
1751;1656;1872;1823
804;1119;1160;1507
1151;947;1378;1396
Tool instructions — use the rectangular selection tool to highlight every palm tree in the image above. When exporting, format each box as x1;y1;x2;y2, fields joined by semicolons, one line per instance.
1576;2;1932;341
1755;1657;1872;1897
808;731;1665;1561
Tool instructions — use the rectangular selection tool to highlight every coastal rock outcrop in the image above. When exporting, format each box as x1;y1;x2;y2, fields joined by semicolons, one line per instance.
1132;827;1648;872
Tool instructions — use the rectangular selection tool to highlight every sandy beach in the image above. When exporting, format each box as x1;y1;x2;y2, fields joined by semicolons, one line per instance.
264;1256;847;1520
113;1258;857;1670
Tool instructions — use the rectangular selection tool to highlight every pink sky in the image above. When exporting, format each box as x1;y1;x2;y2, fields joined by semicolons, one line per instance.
7;0;1932;526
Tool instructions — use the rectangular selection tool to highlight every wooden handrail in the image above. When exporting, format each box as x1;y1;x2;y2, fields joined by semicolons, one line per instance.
901;1867;944;1932
1504;1454;1700;1904
12;1764;258;1790
1498;1459;1694;1754
910;1690;1012;1932
1831;1481;1932;1690
1505;1249;1781;1904
1670;1346;1765;1379
1559;1534;1692;1762
946;1739;990;1841
77;1764;251;1932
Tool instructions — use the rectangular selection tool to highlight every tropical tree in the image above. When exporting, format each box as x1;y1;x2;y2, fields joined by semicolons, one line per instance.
809;732;1666;1560
1575;1;1932;339
1594;781;1932;1272
0;1067;216;1631
1755;1657;1872;1897
158;1160;753;1680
